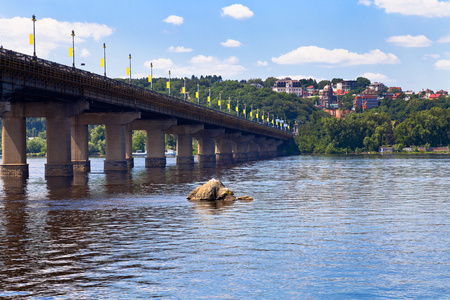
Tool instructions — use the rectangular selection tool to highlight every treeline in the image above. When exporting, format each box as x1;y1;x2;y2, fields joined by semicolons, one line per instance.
295;107;450;154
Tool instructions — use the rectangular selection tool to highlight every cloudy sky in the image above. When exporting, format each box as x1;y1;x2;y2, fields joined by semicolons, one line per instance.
1;0;450;91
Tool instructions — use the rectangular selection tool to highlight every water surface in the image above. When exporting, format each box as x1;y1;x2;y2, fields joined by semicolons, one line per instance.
0;155;449;299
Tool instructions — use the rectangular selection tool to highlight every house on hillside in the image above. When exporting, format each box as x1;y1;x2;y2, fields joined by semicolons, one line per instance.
272;78;303;97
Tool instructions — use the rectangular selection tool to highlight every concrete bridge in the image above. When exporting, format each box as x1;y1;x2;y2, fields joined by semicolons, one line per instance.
0;48;292;178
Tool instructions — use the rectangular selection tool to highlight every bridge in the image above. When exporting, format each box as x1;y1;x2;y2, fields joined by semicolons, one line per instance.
0;48;292;178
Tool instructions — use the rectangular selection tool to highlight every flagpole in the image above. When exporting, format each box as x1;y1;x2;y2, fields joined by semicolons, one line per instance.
197;83;199;104
208;88;211;108
219;92;222;111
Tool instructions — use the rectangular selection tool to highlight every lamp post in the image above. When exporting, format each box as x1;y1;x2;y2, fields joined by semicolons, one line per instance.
103;43;106;77
184;78;186;101
150;62;153;90
128;53;132;84
31;14;36;57
71;30;75;68
219;92;222;111
168;70;171;96
197;83;199;105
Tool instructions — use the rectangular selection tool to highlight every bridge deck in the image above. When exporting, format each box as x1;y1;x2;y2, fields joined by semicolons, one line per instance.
0;48;292;140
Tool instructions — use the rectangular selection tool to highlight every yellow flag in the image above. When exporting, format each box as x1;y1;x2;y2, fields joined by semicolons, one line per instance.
243;109;246;115
207;96;210;102
227;103;230;109
236;106;238;112
256;113;258;119
196;92;199;98
69;47;73;57
267;117;269;122
29;34;33;45
148;75;151;82
182;87;185;93
218;100;221;106
250;111;252;117
166;81;170;89
126;67;130;75
101;58;104;67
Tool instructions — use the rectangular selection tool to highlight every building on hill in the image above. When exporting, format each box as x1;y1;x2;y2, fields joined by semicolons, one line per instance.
272;78;303;97
354;90;378;110
319;85;338;108
369;82;385;92
336;80;358;92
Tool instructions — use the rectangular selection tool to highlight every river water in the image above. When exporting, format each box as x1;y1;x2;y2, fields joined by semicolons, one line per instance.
0;155;449;299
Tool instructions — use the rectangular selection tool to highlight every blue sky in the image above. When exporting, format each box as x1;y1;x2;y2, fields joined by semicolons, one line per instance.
2;0;450;92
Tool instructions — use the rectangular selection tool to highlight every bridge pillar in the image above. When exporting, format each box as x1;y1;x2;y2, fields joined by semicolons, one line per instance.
255;137;269;159
46;114;74;176
194;129;225;168
73;112;140;172
247;142;260;161
268;140;283;158
232;135;254;163
1;115;28;178
166;125;204;165
127;119;177;168
71;118;90;172
125;129;134;168
215;133;240;166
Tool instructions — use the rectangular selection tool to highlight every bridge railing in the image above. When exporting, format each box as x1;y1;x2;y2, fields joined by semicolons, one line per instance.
0;48;292;138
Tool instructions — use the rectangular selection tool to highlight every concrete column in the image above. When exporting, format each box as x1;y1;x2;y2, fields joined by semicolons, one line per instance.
194;129;225;167
215;133;240;165
255;137;269;160
128;119;177;168
125;128;134;168
73;112;140;172
166;125;204;165
104;124;127;171
247;142;260;161
268;140;283;158
232;135;254;163
71;118;90;172
1;116;28;177
46;115;73;177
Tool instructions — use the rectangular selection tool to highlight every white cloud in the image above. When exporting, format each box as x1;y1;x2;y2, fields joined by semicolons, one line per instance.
360;72;395;83
221;4;254;20
163;15;184;25
278;75;324;82
386;35;432;47
435;59;450;69
144;55;246;77
437;35;450;43
372;0;450;17
358;0;372;6
256;61;269;67
168;46;193;53
144;58;175;70
221;39;242;48
423;54;440;60
0;17;114;57
272;46;400;66
80;48;90;58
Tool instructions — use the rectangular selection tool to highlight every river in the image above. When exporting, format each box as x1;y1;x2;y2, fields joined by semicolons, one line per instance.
0;155;449;299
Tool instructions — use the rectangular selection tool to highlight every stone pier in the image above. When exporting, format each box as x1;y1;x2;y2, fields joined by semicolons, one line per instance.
128;119;177;168
1;112;28;177
72;112;140;172
232;135;254;163
215;133;241;165
255;137;269;160
194;129;225;167
166;125;204;165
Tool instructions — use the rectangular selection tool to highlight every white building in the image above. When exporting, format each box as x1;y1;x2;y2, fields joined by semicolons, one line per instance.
272;78;303;97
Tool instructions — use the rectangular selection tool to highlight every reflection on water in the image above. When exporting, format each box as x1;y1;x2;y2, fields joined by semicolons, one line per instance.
0;155;449;298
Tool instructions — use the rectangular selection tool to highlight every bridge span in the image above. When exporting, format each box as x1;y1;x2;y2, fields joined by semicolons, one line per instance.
0;48;292;178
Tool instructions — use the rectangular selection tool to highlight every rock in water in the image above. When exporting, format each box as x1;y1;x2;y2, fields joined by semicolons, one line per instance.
237;196;254;201
187;179;236;201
